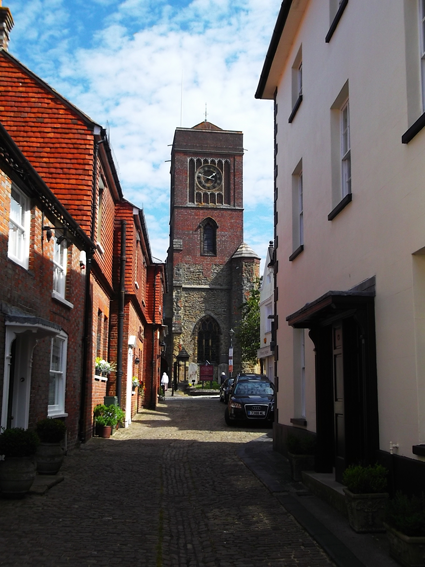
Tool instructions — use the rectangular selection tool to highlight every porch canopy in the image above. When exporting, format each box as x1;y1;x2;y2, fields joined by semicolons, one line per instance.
286;290;375;329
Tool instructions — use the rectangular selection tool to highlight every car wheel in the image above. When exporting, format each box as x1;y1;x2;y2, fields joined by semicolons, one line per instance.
224;408;233;426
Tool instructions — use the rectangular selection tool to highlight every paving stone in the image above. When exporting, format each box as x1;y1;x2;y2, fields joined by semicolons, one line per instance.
0;394;335;566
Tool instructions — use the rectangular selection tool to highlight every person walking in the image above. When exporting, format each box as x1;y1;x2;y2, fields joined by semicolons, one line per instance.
161;372;169;396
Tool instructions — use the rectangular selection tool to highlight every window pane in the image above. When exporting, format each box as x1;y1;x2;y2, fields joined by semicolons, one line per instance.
51;338;62;371
49;373;57;405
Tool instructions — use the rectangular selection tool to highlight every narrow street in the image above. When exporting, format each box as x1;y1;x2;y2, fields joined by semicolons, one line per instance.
0;395;334;567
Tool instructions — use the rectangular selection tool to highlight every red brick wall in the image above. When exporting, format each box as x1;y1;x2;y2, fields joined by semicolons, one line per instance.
0;166;86;448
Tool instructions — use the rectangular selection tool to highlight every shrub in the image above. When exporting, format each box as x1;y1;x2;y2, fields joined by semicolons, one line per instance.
94;404;125;427
36;418;66;443
0;428;40;457
342;463;388;494
287;434;316;455
386;492;425;537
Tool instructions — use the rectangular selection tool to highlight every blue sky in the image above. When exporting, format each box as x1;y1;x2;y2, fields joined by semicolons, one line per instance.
4;0;278;269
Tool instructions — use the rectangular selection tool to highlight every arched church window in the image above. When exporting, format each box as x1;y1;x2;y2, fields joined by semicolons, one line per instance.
201;219;217;256
197;317;220;363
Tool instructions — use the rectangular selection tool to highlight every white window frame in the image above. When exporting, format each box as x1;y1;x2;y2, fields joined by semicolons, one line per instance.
8;184;30;269
420;0;425;111
53;233;67;299
298;171;304;246
48;333;68;417
340;98;351;198
265;302;273;333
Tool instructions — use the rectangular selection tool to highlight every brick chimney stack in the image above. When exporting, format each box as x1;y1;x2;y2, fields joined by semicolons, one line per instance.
0;1;14;51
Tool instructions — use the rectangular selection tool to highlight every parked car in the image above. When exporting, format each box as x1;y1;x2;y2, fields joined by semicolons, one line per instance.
225;377;274;426
219;378;234;403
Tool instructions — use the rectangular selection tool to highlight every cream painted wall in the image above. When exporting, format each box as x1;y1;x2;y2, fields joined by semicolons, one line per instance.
272;1;425;458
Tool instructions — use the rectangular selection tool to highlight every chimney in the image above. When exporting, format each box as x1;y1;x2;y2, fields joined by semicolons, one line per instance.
0;1;14;51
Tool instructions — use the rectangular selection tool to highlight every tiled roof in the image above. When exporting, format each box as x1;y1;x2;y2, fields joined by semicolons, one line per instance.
0;50;97;233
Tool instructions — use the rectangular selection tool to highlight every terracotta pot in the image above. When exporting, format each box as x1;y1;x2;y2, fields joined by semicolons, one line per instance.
96;425;112;438
0;456;36;498
36;442;64;475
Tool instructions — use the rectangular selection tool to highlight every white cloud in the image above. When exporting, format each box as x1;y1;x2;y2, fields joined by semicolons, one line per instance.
6;0;277;263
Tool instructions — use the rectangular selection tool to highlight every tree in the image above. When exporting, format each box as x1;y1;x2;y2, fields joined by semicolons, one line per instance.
235;278;261;365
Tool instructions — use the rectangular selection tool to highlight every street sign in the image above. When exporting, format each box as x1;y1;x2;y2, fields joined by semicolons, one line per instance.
200;364;214;381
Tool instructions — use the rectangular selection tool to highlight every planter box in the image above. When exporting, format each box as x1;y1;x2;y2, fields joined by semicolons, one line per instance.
343;488;388;533
384;523;425;567
288;452;315;482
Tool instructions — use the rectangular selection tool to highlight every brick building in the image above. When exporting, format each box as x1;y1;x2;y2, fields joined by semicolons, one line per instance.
0;4;165;442
0;121;93;448
164;122;260;386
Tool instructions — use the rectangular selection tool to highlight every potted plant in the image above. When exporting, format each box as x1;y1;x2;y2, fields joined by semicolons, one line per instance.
132;376;140;393
342;463;389;533
35;418;67;475
95;358;116;377
0;427;39;498
93;404;122;438
384;492;425;567
287;433;316;482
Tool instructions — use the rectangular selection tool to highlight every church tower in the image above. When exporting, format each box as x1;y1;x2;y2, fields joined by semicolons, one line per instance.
164;121;260;386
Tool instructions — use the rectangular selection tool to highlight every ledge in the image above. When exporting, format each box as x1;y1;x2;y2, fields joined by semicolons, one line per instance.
94;374;108;382
289;244;304;262
325;0;349;43
328;193;352;220
52;291;74;309
402;112;425;144
288;95;303;123
290;417;307;427
412;444;425;457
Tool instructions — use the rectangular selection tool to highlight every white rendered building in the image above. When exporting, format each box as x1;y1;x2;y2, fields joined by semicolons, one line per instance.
256;0;425;491
257;242;275;382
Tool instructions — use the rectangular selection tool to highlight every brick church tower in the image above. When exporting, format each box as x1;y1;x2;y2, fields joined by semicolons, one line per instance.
163;121;260;387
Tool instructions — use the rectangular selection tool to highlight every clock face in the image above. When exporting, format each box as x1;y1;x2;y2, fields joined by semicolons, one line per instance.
196;164;222;190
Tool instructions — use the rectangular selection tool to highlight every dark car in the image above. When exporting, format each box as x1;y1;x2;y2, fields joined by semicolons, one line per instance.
219;377;234;403
225;377;274;426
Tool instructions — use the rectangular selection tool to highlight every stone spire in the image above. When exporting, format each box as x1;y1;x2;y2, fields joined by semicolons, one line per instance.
0;2;14;51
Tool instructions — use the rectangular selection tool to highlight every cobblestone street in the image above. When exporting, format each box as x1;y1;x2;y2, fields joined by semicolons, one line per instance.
0;395;335;567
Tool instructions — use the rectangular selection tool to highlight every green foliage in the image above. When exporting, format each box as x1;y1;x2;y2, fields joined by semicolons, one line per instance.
94;404;125;427
0;427;40;457
235;278;261;365
194;381;220;390
386;492;425;537
287;434;316;455
342;463;388;494
36;418;66;443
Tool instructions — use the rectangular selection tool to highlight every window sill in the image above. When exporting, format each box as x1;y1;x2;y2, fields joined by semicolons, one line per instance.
96;242;105;255
94;374;108;382
289;244;304;262
288;95;303;123
325;0;349;43
402;112;425;144
48;411;68;419
52;291;74;309
290;417;307;427
412;444;425;457
328;193;352;220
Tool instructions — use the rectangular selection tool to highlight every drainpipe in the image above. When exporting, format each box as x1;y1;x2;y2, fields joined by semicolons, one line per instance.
116;220;126;406
151;266;157;409
79;249;93;443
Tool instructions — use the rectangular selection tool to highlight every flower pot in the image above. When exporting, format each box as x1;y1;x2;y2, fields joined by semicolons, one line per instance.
96;425;112;438
384;522;425;567
0;456;36;498
36;442;65;475
343;488;388;533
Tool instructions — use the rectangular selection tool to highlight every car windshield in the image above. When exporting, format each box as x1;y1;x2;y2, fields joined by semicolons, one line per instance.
234;382;273;396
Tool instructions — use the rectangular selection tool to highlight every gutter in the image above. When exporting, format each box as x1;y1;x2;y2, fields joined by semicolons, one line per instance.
255;0;292;99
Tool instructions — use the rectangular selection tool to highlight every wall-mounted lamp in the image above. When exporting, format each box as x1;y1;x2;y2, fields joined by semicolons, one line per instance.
134;357;140;365
42;226;54;242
